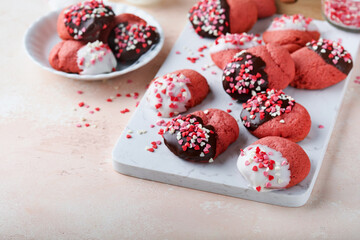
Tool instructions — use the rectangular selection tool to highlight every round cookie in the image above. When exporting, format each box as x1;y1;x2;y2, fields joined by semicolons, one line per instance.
240;89;311;142
188;0;258;38
290;38;353;89
253;0;276;19
222;43;295;102
263;14;320;53
147;69;209;118
49;40;117;75
106;13;160;62
162;109;239;163
210;33;263;69
57;0;115;42
237;136;311;192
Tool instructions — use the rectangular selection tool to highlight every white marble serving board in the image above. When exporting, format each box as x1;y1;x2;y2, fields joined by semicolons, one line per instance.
112;16;360;207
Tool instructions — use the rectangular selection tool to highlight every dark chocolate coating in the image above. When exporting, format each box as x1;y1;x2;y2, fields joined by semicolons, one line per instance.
240;99;295;131
223;52;268;102
308;43;353;75
188;0;230;38
64;3;114;41
108;22;159;62
163;115;217;163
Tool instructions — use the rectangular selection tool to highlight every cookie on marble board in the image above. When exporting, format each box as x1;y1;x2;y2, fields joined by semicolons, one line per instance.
253;0;276;19
222;43;295;102
188;0;258;38
210;33;263;69
240;89;311;142
147;69;209;118
57;0;115;42
290;38;353;89
237;136;311;192
49;40;117;75
263;14;320;53
162;109;239;163
105;13;160;62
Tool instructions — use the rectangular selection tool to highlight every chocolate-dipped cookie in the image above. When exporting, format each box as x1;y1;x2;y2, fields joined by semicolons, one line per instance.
162;109;239;163
291;38;353;89
240;89;311;142
49;40;117;75
188;0;258;38
237;137;311;192
106;13;159;62
263;14;320;53
222;44;295;102
147;69;209;118
57;0;115;42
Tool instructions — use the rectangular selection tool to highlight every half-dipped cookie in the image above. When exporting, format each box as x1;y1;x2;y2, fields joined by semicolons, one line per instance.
237;136;311;192
240;89;311;142
147;69;209;118
57;0;115;42
162;109;239;163
263;14;320;53
188;0;258;38
291;38;353;89
49;40;117;75
210;33;263;69
106;13;160;62
222;44;295;102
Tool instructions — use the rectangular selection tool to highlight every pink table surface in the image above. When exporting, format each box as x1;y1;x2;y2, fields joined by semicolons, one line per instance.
1;0;360;239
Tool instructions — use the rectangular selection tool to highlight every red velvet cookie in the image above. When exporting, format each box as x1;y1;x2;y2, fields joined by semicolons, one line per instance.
57;0;115;42
222;43;295;102
237;136;311;192
240;89;311;142
253;0;276;19
105;13;160;62
188;0;258;38
147;69;209;118
49;40;117;75
162;109;239;163
210;33;263;69
263;14;320;53
290;38;353;89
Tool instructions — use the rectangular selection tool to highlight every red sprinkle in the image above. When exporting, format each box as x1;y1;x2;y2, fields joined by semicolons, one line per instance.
126;134;132;139
95;107;100;111
78;102;85;107
147;148;154;152
318;125;325;129
226;109;232;113
116;93;122;97
107;98;113;102
85;123;90;127
77;90;83;94
120;108;130;114
256;186;261;192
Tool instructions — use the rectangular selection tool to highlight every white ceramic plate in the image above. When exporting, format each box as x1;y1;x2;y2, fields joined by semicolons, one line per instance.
24;2;164;81
112;16;360;207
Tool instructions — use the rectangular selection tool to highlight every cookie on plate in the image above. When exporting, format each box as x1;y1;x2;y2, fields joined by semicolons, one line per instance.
253;0;276;19
240;89;311;142
147;69;209;118
222;44;295;102
188;0;258;38
210;33;263;69
263;14;320;53
57;0;115;42
106;13;160;62
237;136;311;192
162;109;239;163
49;40;117;75
290;38;353;89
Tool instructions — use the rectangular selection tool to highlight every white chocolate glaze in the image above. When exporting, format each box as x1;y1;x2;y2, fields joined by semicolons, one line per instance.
237;144;291;192
147;73;191;118
77;40;117;75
